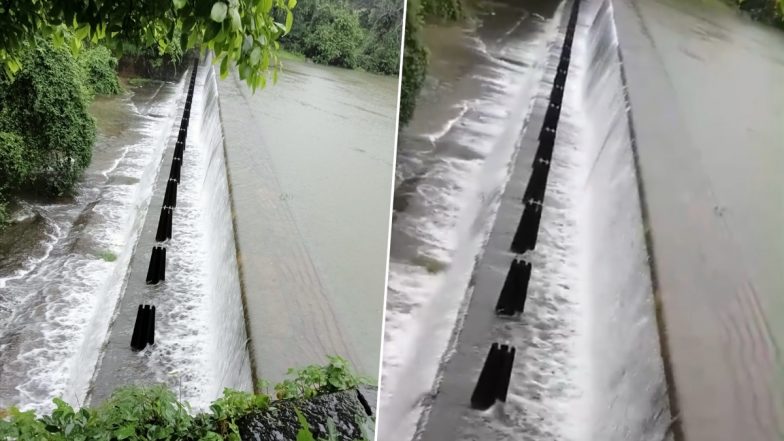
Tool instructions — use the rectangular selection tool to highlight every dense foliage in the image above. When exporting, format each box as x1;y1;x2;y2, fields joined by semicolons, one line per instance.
0;0;297;91
0;40;96;197
0;357;369;441
399;0;461;125
735;0;784;27
78;45;122;96
274;355;373;400
399;0;428;125
303;7;366;68
280;0;402;74
419;0;462;21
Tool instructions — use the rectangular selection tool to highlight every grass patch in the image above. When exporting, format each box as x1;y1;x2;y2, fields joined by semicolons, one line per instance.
98;250;117;262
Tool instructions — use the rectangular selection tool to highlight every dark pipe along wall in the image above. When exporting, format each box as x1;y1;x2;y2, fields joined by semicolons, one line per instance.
130;60;199;351
468;0;582;410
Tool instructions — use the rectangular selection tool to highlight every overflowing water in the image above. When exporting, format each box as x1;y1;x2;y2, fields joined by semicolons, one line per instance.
88;60;251;408
0;79;184;412
382;1;562;438
382;0;671;440
575;3;671;438
0;59;250;413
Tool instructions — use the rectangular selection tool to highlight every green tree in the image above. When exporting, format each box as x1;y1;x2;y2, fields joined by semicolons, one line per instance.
0;132;31;189
358;0;404;75
303;9;366;68
0;40;96;195
279;0;402;75
420;0;462;20
399;0;428;125
77;45;122;96
0;0;298;90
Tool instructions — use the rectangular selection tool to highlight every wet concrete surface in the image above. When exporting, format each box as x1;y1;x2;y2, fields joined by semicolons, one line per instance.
614;0;784;439
87;75;189;405
217;59;397;384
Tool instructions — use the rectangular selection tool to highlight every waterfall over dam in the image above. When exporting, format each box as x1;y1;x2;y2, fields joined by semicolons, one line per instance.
381;0;672;439
89;58;251;408
0;74;185;413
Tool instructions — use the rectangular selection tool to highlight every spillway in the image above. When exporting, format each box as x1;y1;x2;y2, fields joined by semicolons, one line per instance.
0;76;184;413
381;0;673;439
89;58;251;407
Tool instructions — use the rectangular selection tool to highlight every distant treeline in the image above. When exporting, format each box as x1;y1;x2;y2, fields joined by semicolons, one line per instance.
734;0;784;27
280;0;403;75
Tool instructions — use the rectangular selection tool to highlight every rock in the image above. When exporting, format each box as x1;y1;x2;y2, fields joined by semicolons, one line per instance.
238;389;375;441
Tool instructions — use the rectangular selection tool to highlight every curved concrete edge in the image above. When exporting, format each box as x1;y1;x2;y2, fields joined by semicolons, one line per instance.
206;56;262;390
608;1;684;440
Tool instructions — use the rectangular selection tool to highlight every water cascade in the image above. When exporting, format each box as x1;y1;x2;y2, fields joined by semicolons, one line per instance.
387;0;673;440
87;58;251;408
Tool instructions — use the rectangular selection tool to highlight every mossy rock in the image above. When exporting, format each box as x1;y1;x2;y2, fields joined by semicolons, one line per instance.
238;389;375;441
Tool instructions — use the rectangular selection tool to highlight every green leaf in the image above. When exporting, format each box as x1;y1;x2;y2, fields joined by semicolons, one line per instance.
115;424;136;439
261;0;273;13
288;0;297;8
229;8;242;31
173;0;187;9
294;409;315;441
75;24;90;40
220;54;230;78
250;46;261;65
261;50;269;70
285;10;294;33
210;2;228;22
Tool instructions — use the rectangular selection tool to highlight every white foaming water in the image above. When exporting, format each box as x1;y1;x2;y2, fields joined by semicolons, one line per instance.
385;0;672;439
144;62;251;408
381;11;561;441
0;208;61;290
575;1;672;439
0;80;186;413
423;100;473;143
450;1;671;439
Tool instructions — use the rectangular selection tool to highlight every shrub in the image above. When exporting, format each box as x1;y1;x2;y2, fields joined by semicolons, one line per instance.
399;0;429;125
0;132;31;189
78;45;122;97
275;355;373;400
303;9;366;69
0;357;368;441
0;196;8;227
280;0;402;75
736;0;784;26
0;39;96;195
420;0;463;20
359;20;402;75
